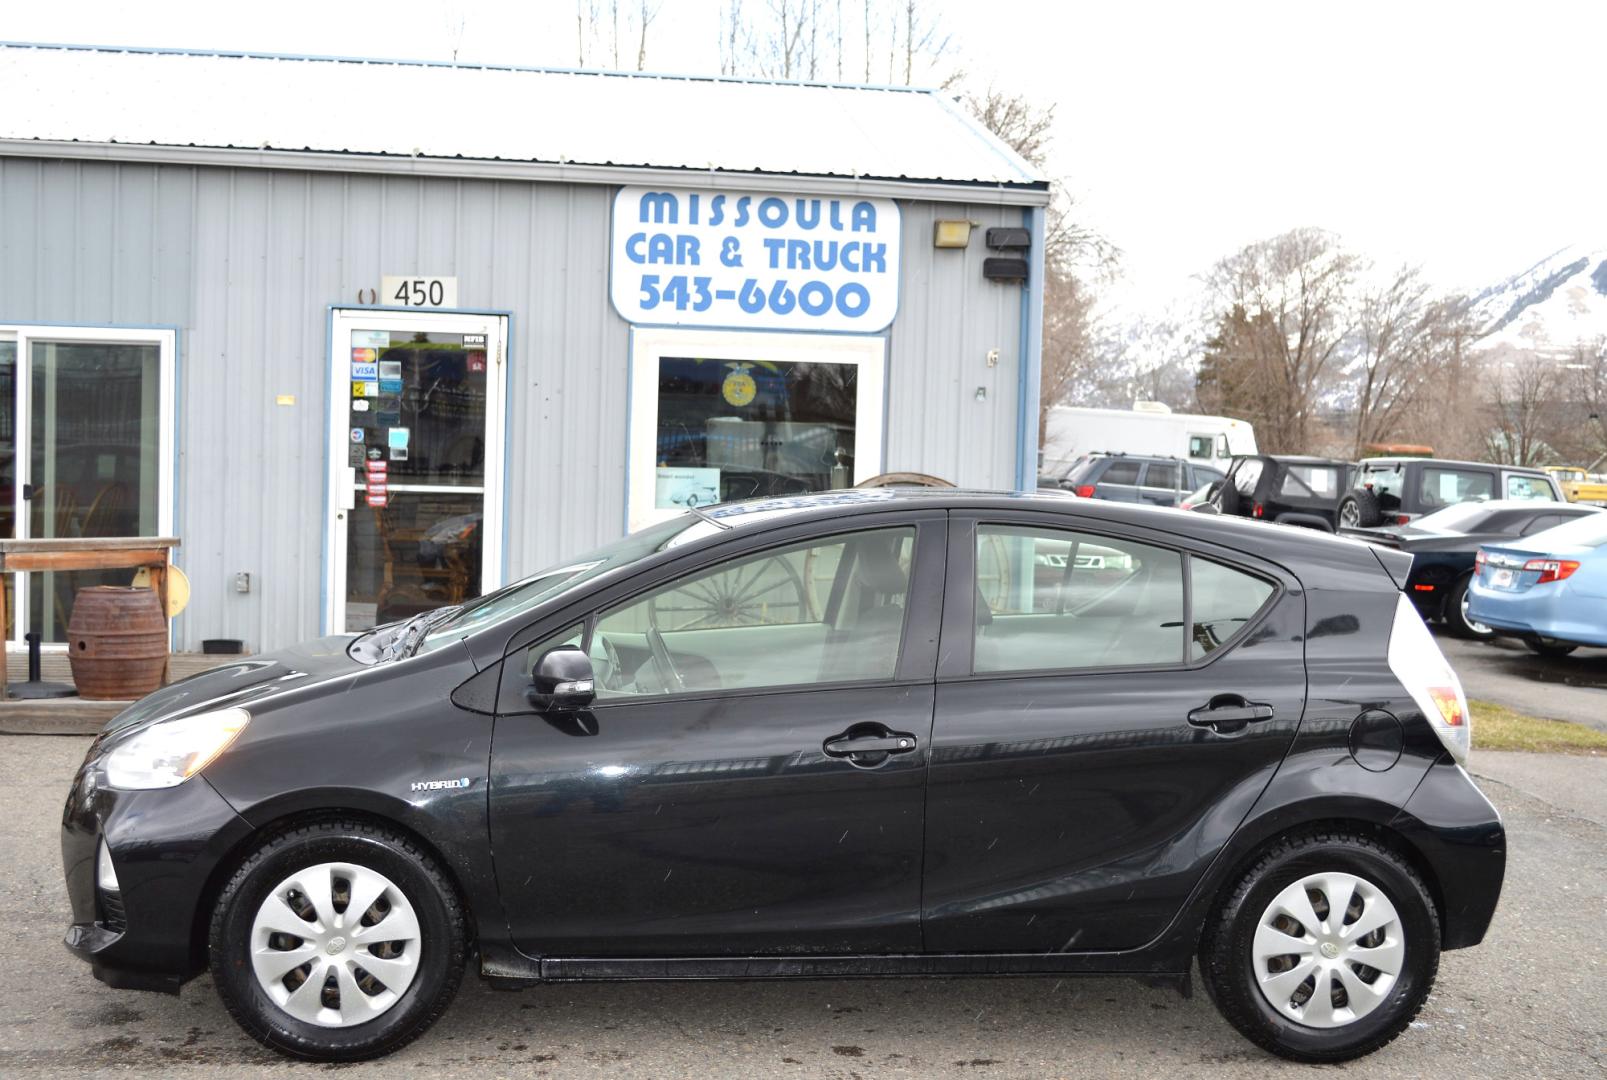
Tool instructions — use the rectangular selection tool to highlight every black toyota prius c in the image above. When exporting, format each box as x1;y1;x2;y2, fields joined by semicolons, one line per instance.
61;490;1504;1063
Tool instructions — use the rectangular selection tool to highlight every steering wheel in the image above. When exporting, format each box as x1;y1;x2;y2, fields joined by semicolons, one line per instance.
645;625;684;693
596;633;627;692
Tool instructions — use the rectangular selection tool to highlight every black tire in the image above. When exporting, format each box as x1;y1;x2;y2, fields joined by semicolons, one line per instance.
1339;489;1382;528
1445;573;1496;640
1199;830;1440;1063
208;819;467;1062
1524;635;1578;658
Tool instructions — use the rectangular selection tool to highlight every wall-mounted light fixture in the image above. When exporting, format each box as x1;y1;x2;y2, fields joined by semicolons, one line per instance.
933;220;974;248
983;257;1029;282
985;227;1031;250
982;226;1031;282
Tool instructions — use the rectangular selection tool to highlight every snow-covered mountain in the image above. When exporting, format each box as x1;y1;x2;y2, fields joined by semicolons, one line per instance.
1470;245;1607;355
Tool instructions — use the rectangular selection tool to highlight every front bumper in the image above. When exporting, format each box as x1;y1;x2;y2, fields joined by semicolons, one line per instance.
1390;756;1506;950
61;743;253;992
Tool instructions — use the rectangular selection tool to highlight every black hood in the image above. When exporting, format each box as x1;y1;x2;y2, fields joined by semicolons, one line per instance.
101;635;367;737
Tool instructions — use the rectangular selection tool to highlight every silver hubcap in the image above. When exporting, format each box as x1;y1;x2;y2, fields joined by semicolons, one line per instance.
249;862;422;1028
1341;502;1359;526
1460;588;1492;636
1251;872;1404;1028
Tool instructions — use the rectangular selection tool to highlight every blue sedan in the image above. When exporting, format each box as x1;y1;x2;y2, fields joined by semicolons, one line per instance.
1467;511;1607;655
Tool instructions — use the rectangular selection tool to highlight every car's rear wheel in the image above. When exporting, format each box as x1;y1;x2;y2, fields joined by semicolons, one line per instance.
1200;831;1439;1063
208;820;466;1062
1524;635;1578;658
1446;574;1496;639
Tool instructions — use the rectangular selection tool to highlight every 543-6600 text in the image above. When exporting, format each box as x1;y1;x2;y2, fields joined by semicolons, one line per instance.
638;275;872;320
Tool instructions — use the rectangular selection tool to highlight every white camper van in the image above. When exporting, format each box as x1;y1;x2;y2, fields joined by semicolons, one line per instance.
1040;402;1257;478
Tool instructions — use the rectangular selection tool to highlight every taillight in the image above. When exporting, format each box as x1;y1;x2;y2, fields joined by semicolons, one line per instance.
1396;515;1411;526
1523;558;1580;584
1475;550;1486;571
1252;502;1264;518
1075;485;1095;498
1387;596;1470;762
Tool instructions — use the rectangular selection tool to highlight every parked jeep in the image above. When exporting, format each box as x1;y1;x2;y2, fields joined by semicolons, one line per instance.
1209;455;1353;531
1339;457;1563;528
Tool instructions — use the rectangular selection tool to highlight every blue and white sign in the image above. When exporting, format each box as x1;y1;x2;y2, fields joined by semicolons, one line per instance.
611;186;901;332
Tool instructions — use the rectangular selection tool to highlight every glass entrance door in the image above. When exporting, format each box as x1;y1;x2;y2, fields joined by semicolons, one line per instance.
325;310;507;634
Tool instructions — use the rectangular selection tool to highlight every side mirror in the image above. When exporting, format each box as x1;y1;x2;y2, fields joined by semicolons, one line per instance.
526;646;596;712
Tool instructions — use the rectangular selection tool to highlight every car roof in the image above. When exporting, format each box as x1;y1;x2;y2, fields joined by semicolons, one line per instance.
1238;454;1351;466
1365;457;1548;474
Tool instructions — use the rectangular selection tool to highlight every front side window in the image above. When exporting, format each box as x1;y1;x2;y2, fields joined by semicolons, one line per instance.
1188;435;1213;459
973;526;1184;673
529;528;916;699
1505;474;1557;501
1419;467;1495;508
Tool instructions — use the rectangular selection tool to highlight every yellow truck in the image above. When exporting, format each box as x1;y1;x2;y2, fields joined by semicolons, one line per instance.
1545;466;1607;505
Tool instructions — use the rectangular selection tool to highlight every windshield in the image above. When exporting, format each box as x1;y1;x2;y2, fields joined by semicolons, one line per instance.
414;515;703;652
1524;510;1607;551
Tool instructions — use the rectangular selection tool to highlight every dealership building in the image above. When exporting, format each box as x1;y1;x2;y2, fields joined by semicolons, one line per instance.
0;43;1048;653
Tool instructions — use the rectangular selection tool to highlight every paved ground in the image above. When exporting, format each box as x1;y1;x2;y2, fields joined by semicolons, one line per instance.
1437;632;1607;732
2;734;1603;1079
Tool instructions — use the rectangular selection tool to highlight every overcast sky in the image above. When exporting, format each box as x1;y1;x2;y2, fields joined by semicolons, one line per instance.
7;0;1602;312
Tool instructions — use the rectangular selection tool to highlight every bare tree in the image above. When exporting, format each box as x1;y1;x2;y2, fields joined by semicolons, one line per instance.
1483;354;1560;465
1348;267;1476;456
1203;228;1360;453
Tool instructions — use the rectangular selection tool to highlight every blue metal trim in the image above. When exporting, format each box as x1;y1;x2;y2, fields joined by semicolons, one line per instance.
623;328;637;534
499;313;514;586
318;306;333;636
1015;205;1047;491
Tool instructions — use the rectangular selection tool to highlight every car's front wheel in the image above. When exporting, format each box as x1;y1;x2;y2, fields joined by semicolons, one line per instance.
1200;831;1439;1063
208;819;466;1062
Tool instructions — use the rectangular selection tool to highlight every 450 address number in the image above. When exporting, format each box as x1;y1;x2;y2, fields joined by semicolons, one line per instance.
638;274;873;319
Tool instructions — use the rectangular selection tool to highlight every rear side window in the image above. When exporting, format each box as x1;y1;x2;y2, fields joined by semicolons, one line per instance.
1277;464;1339;499
1506;474;1557;501
1190;559;1275;660
1145;463;1179;489
973;526;1183;673
1232;459;1263;495
1101;460;1141;485
1193;466;1225;487
1420;467;1494;508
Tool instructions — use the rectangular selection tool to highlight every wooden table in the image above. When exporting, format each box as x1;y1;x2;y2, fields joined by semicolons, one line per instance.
0;537;181;692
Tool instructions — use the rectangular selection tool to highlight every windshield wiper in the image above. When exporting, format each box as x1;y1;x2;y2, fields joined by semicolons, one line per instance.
383;606;462;661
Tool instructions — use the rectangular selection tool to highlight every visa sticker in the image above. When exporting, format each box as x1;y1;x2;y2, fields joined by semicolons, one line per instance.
351;361;379;380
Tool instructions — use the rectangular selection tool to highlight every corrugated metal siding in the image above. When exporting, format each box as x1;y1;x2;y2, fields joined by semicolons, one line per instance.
0;157;1023;651
885;201;1025;487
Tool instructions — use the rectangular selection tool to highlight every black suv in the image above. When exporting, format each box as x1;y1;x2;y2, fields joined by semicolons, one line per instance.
1209;455;1354;531
1339;457;1563;528
1040;453;1225;508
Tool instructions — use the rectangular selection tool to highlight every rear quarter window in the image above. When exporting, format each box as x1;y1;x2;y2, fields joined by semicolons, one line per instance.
1419;467;1495;508
1190;559;1276;661
1101;460;1142;485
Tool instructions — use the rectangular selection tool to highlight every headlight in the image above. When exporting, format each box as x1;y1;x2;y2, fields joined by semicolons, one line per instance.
103;708;251;790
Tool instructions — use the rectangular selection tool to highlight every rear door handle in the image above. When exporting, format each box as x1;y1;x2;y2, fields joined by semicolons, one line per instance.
1188;700;1274;733
823;732;918;757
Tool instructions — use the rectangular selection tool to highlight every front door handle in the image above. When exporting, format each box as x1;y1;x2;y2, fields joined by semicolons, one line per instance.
823;730;918;759
1188;698;1275;734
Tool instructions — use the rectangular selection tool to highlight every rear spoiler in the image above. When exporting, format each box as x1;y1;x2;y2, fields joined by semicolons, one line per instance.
1370;546;1414;590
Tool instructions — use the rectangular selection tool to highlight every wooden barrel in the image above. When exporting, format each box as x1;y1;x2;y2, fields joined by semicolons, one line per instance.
66;586;168;700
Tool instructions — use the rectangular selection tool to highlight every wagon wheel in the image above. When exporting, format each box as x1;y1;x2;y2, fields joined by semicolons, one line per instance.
972;530;1015;613
649;555;810;631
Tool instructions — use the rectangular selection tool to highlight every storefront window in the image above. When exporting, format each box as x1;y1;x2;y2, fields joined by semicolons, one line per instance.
628;330;886;532
654;356;857;508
